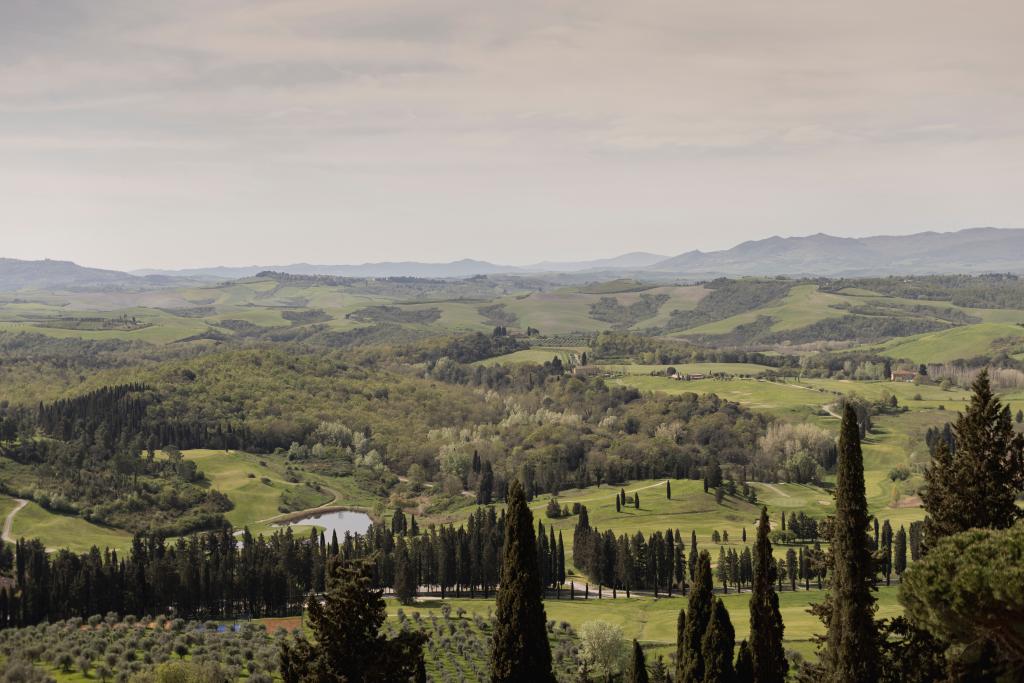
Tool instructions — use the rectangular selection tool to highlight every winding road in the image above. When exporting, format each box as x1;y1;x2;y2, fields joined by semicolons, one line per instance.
2;498;28;543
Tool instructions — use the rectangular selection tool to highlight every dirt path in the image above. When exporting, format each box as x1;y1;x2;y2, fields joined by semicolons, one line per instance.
2;498;28;543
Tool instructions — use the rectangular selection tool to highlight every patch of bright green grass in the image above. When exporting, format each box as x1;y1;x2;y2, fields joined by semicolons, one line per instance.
474;347;584;366
8;499;131;553
870;323;1024;364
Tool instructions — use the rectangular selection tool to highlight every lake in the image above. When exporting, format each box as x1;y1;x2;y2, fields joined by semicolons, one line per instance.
275;509;373;538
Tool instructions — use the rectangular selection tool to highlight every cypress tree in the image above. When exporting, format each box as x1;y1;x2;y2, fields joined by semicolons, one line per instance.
822;403;877;682
634;492;640;509
749;506;787;682
393;536;416;605
700;598;735;683
616;497;621;513
667;481;672;499
921;370;1023;551
628;639;649;683
675;608;686;677
689;530;698;581
678;550;713;682
477;461;494;504
734;640;754;682
880;519;893;586
490;479;555;683
893;526;907;578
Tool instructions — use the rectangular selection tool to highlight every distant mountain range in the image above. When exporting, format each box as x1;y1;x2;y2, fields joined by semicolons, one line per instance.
0;258;185;291
2;227;1022;291
648;227;1024;277
131;252;671;280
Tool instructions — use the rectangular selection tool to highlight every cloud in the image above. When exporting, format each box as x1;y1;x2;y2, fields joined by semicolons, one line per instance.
0;1;1022;268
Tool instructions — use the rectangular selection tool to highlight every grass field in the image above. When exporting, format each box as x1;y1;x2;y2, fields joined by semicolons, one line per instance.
386;583;904;661
6;498;132;553
870;322;1024;364
475;347;585;367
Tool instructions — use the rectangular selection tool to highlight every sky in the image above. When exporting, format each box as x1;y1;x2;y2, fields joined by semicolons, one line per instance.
1;1;1023;271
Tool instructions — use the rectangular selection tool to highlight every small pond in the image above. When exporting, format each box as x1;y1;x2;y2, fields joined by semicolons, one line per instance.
275;509;373;537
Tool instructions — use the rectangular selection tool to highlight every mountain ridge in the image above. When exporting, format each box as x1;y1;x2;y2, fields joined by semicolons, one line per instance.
4;227;1023;291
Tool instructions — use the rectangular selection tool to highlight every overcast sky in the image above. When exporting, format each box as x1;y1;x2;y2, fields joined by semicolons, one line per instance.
2;1;1022;270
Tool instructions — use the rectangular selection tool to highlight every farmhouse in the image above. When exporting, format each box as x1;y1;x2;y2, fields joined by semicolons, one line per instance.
672;372;706;381
890;369;917;382
572;365;603;377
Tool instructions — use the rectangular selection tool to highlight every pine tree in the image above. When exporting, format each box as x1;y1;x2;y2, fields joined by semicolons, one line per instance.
279;557;425;682
490;479;555;682
921;370;1023;550
749;506;787;682
678;551;713;682
821;403;877;682
700;598;735;683
628;639;649;683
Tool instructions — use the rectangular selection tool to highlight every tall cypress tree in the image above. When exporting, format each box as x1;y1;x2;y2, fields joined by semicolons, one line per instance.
628;639;649;683
734;640;754;682
700;598;735;683
490;479;555;683
822;403;877;682
749;506;787;682
678;551;713;682
675;609;686;679
893;526;907;578
921;370;1023;550
393;536;416;605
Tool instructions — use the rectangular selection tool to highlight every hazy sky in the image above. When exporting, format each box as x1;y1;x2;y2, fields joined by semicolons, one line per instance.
2;1;1023;270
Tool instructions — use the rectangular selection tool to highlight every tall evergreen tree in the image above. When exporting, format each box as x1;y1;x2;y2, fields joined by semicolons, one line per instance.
628;639;649;683
734;640;754;682
893;526;907;578
689;530;698;581
749;507;787;682
490;479;555;683
821;403;878;682
477;461;495;504
678;551;713;682
667;481;672;500
700;598;735;683
675;609;686;679
921;370;1023;550
279;558;425;682
393;536;416;605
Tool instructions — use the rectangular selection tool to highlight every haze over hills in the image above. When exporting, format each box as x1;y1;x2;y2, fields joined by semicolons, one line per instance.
3;227;1023;291
650;227;1024;277
0;258;180;291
